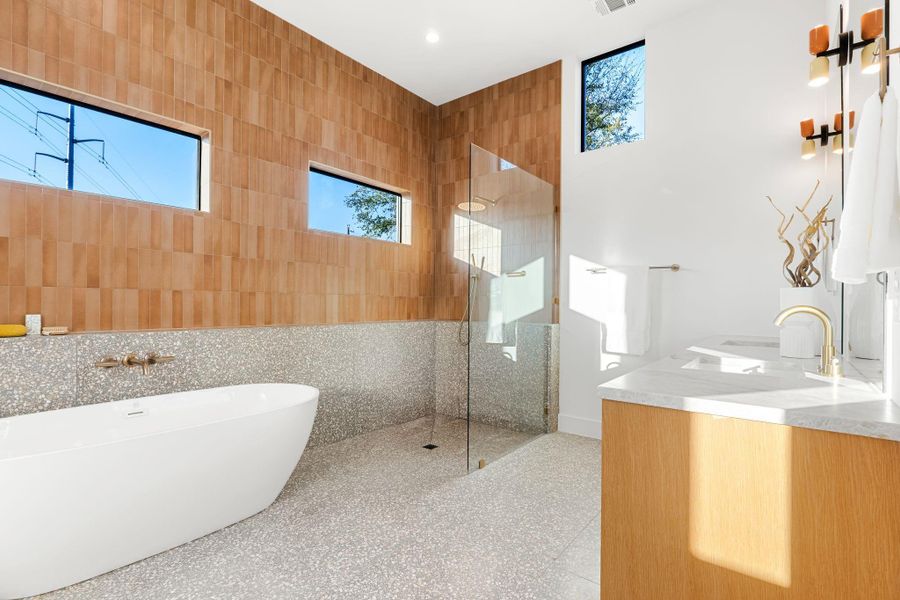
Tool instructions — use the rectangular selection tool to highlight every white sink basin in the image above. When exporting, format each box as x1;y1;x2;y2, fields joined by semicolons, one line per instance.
682;355;798;375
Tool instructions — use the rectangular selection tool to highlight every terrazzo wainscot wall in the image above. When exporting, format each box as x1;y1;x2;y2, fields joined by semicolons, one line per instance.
0;321;558;445
435;322;559;433
0;323;435;446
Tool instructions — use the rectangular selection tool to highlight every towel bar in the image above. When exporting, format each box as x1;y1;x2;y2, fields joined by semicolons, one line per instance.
587;264;680;274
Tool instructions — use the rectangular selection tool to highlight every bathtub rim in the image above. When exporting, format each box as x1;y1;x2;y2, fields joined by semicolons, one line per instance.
0;383;319;463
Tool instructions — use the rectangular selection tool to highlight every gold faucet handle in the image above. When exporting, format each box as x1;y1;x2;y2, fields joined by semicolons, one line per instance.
826;356;843;379
147;353;175;365
94;356;121;369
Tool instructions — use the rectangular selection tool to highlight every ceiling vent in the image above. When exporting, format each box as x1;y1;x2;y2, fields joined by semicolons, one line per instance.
590;0;637;16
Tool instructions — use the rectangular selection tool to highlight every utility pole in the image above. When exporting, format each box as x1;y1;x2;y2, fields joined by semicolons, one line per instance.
66;104;75;190
33;104;106;190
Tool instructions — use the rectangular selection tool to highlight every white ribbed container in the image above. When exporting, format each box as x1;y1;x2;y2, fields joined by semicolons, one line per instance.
779;287;821;359
848;276;885;360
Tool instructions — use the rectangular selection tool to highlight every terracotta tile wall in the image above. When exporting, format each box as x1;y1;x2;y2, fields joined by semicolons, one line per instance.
0;0;437;330
432;62;562;321
0;0;560;332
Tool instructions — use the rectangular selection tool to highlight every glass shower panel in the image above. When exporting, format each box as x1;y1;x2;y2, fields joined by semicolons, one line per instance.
465;144;557;472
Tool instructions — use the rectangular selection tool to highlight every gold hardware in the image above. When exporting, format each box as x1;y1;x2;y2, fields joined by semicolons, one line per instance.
122;352;176;375
587;264;680;274
870;37;900;100
122;353;152;376
478;459;487;469
147;352;175;366
506;271;527;278
94;357;121;369
774;305;842;378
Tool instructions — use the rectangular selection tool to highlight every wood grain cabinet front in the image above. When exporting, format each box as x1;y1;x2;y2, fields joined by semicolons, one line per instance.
601;400;900;600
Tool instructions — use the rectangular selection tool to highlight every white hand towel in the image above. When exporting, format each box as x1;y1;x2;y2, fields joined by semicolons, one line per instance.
833;92;882;284
870;86;900;272
598;266;650;356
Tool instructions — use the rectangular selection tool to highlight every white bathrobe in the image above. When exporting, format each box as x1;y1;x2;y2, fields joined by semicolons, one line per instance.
872;88;900;271
833;87;900;283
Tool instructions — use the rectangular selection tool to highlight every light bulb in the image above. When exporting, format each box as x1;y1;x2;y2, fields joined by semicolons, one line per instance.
832;134;843;155
809;56;830;87
425;30;440;44
801;139;817;160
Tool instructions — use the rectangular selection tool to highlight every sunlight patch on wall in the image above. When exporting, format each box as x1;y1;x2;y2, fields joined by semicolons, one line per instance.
454;213;502;276
501;257;545;324
568;255;607;323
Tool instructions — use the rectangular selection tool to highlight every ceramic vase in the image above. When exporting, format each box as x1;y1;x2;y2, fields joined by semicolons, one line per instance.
848;276;884;360
779;287;821;358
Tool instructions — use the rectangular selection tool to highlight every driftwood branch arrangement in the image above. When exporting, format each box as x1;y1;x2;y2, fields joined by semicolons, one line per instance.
767;180;833;288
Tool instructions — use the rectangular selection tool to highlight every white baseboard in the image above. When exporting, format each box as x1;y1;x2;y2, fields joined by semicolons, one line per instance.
558;413;602;439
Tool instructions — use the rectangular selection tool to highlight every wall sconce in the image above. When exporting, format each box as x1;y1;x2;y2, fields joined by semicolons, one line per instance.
807;8;884;87
800;111;855;159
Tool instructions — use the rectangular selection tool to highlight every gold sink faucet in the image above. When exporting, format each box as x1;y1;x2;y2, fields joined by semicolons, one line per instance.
774;305;842;378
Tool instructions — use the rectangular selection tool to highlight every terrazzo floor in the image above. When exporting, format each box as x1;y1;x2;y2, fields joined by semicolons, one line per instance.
34;417;601;600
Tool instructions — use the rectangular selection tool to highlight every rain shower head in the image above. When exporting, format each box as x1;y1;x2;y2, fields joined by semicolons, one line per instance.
457;196;497;212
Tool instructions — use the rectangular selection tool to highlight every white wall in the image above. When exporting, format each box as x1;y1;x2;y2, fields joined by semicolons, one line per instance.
558;0;827;438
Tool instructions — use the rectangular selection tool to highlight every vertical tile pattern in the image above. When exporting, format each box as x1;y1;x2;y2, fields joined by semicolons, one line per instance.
0;0;438;331
433;62;562;321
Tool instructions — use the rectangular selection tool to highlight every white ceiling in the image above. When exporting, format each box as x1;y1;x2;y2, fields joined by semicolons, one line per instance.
249;0;710;105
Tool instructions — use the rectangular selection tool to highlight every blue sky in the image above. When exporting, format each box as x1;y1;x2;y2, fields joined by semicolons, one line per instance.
0;82;199;210
628;45;646;140
308;169;397;241
583;43;645;147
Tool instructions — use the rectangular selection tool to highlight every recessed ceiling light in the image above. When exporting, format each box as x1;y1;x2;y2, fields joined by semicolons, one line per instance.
425;30;440;44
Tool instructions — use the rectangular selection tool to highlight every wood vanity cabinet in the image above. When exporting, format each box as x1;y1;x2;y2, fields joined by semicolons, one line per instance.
601;400;900;600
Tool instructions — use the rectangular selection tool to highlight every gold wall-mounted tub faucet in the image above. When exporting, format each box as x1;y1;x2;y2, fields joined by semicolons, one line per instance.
121;352;176;375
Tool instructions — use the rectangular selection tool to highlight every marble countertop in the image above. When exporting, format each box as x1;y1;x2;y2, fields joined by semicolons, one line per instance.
597;335;900;442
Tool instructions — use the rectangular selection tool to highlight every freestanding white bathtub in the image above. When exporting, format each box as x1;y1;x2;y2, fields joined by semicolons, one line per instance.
0;383;318;599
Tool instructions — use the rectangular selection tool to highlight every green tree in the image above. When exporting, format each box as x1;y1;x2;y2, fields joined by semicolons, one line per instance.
583;47;645;150
344;186;398;240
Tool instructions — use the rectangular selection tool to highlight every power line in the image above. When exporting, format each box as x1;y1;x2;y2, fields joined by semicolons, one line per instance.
0;104;35;132
0;152;52;185
1;101;109;193
82;110;164;203
78;144;132;198
0;87;67;137
1;87;146;200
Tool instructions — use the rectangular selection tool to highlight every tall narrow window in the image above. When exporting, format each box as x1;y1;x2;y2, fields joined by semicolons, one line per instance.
308;166;407;243
0;80;201;210
581;40;646;152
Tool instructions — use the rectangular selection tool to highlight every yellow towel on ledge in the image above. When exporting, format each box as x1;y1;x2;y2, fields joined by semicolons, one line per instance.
0;324;27;337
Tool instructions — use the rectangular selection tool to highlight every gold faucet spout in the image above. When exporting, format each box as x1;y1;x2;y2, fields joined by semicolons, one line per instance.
774;304;841;378
122;353;152;376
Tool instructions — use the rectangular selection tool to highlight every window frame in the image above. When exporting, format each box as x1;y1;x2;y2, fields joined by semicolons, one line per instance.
307;163;410;245
0;77;204;211
580;39;646;153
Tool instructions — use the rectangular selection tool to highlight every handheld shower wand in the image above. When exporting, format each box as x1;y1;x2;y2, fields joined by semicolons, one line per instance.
457;254;486;345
